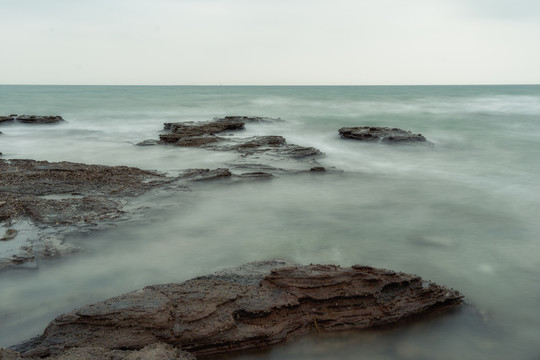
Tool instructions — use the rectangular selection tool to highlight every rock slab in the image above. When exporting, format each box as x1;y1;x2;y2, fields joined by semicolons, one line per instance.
339;126;431;144
16;260;463;358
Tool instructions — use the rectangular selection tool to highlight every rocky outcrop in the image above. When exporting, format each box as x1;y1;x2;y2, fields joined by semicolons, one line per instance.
0;159;175;270
339;126;431;145
0;115;65;124
0;159;273;270
155;117;325;176
14;260;463;359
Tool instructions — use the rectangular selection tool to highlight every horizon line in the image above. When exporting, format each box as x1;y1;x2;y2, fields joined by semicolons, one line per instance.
1;83;539;87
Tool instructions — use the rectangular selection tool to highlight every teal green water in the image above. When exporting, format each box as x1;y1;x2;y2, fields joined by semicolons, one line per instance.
1;85;540;359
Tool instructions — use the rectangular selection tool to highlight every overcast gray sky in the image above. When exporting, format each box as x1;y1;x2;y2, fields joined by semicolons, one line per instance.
1;0;539;85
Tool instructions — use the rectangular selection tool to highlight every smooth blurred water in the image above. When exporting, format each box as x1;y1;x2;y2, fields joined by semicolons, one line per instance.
1;85;540;359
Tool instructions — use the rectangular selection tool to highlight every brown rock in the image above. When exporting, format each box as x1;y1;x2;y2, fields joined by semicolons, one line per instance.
339;126;431;145
0;116;15;124
179;168;232;181
15;115;65;124
2;343;195;360
17;260;463;358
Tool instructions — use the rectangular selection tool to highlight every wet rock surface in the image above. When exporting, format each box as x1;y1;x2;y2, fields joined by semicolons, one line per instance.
1;343;196;360
156;117;325;175
339;126;432;145
0;115;65;124
0;159;183;270
12;260;463;359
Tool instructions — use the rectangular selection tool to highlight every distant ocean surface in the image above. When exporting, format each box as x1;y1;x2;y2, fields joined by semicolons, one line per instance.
1;85;540;359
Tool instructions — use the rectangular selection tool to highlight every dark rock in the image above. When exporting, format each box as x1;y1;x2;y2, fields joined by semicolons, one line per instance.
238;172;273;179
310;166;326;172
15;260;463;359
2;343;196;360
0;116;15;124
0;159;181;270
339;126;431;144
232;135;287;149
135;139;160;146
175;136;222;147
179;168;232;181
15;115;65;124
164;119;245;137
154;118;326;176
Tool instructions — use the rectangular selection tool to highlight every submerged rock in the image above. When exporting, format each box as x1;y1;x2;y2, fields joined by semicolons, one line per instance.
214;115;283;123
14;260;463;359
339;126;431;145
0;159;179;270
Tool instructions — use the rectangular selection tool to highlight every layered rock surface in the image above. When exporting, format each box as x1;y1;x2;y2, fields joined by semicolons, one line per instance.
13;260;463;359
339;126;432;145
155;117;325;175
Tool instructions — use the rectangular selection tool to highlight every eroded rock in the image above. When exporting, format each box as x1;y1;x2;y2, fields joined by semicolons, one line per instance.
15;260;463;358
155;117;325;176
339;126;432;145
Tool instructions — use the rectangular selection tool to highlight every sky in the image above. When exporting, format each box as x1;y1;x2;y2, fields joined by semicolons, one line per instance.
0;0;539;85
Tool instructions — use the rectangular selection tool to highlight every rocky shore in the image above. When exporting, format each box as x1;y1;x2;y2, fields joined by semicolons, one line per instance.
1;114;455;359
6;260;463;359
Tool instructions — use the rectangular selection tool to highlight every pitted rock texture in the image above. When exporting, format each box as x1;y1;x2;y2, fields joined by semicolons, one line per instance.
16;260;463;359
339;126;432;144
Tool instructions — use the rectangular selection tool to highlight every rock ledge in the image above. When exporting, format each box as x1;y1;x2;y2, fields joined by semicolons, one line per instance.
13;260;463;359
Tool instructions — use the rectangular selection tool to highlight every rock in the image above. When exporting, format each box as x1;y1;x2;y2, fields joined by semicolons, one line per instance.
2;343;196;360
238;172;273;179
0;159;182;270
0;348;23;360
178;168;232;182
0;116;15;124
338;126;431;145
16;260;463;358
0;229;18;241
175;136;222;147
310;166;326;172
163;119;245;138
14;115;65;124
135;139;160;146
154;118;326;176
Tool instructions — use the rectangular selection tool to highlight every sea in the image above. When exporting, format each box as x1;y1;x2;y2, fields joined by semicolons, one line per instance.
0;85;539;359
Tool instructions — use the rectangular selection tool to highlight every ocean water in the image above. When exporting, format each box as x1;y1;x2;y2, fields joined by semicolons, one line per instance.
0;85;540;359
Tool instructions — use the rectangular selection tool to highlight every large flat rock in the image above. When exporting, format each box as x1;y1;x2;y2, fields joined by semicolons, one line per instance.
14;260;463;358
